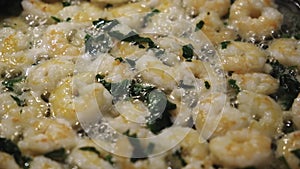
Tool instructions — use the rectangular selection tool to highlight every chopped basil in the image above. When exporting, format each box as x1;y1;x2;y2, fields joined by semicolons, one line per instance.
182;44;194;61
146;90;175;134
62;1;71;7
268;59;300;110
105;3;113;8
143;9;160;27
123;130;155;163
2;76;25;92
110;79;132;101
79;146;101;156
10;95;26;107
221;41;231;49
167;147;187;169
204;81;211;89
228;79;240;94
290;149;300;159
92;18;119;31
0;138;32;169
104;154;114;165
84;34;91;42
115;57;124;62
44;148;67;163
51;16;62;23
178;80;195;89
195;20;205;31
95;74;111;91
66;17;71;22
125;58;136;69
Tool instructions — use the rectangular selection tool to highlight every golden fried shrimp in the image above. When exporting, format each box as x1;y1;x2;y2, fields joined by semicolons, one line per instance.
276;131;300;169
268;38;300;69
0;152;20;169
218;41;267;73
292;93;300;129
237;90;282;136
182;0;231;17
30;156;63;169
231;72;279;95
229;0;283;40
209;128;272;168
18;118;77;155
194;12;237;44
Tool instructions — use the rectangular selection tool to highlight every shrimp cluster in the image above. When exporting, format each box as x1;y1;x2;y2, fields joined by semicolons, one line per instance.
229;0;283;40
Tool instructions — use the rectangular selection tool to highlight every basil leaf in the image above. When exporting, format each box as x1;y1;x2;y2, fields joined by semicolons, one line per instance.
205;81;211;89
111;79;132;101
10;95;26;107
44;148;67;163
146;90;175;134
92;18;119;30
228;79;240;94
104;154;114;165
0;138;32;169
221;41;231;49
182;44;194;61
195;20;204;31
62;1;71;7
2;76;25;92
268;59;300;110
79;146;101;156
51;16;61;23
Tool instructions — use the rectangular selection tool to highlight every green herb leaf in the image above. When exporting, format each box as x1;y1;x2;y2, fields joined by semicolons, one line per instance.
92;18;119;30
104;154;114;165
44;148;67;163
115;57;124;62
167;147;187;169
204;81;211;89
51;16;61;23
290;149;300;159
268;59;300;110
79;146;101;156
146;90;175;134
62;1;71;7
228;79;240;94
10;95;26;107
221;41;231;49
0;138;32;169
66;17;71;22
143;9;160;26
178;80;195;89
111;79;132;101
195;20;204;31
182;44;194;61
95;74;111;91
2;76;25;92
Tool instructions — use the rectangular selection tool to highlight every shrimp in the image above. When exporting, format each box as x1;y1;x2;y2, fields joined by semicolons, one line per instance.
50;77;78;125
67;139;115;169
195;93;250;138
209;128;272;168
276;131;300;169
42;23;85;57
218;41;267;73
18;118;76;155
268;38;300;69
30;156;63;169
193;12;237;44
27;58;74;93
182;0;231;17
292;93;300;129
0;152;20;169
231;72;279;95
237;90;283;136
229;0;283;40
